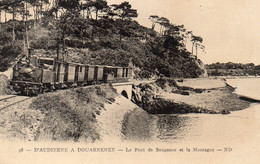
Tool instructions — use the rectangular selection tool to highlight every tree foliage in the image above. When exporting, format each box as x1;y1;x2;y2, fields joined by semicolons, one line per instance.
112;1;138;42
149;15;159;30
0;0;206;78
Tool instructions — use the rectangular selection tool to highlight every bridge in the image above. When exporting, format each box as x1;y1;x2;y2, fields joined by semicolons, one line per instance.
112;82;133;100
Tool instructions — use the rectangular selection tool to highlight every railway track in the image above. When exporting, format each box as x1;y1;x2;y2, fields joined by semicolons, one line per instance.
0;95;32;110
0;95;17;102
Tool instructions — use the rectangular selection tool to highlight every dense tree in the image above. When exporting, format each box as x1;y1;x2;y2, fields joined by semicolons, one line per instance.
21;0;30;54
0;0;207;78
29;0;49;23
80;0;92;19
163;24;186;52
157;17;169;34
112;1;138;41
88;0;107;21
184;30;192;48
58;0;80;11
191;35;203;58
149;15;159;30
105;6;117;20
206;62;260;76
87;0;108;39
5;0;24;42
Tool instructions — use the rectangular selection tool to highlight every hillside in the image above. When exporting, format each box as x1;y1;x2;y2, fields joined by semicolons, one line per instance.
0;1;207;78
206;62;260;76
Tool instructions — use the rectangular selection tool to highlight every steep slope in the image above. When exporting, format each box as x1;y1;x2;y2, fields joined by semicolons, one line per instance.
0;17;207;78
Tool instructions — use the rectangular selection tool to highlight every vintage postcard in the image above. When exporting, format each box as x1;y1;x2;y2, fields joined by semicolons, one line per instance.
0;0;260;163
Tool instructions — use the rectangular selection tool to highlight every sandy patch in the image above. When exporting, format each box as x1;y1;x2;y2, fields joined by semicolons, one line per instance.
97;95;139;143
177;78;226;89
160;87;249;113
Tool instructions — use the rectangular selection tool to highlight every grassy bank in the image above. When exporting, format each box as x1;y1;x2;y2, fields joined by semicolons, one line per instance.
30;85;118;142
0;85;118;142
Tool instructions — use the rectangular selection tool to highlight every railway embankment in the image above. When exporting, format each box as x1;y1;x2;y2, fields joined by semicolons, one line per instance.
0;84;155;142
0;85;115;141
0;78;251;142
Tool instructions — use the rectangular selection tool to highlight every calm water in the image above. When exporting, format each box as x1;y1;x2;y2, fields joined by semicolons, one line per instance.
156;106;260;144
126;78;260;146
155;78;260;144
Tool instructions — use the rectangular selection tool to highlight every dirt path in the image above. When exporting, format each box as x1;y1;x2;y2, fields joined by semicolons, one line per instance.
96;96;139;143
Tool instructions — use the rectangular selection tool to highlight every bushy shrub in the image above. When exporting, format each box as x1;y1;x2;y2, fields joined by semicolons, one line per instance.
0;32;12;45
30;36;56;50
0;42;22;71
155;78;178;90
0;74;11;95
155;78;167;89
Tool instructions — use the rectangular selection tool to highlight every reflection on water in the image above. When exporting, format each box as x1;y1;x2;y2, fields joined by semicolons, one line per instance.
124;108;260;144
155;106;260;144
156;115;199;142
124;78;260;145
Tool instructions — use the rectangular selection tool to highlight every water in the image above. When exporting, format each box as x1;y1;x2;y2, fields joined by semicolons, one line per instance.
226;78;260;100
126;78;260;147
156;106;260;145
154;78;260;144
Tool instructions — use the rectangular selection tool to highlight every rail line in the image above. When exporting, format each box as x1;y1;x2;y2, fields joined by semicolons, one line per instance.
0;95;17;102
0;95;32;111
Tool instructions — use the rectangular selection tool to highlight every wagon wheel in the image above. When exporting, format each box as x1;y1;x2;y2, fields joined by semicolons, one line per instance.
39;87;44;94
49;85;56;92
21;86;29;96
20;87;26;95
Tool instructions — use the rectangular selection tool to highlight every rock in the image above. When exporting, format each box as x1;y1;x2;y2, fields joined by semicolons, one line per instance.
195;59;208;77
177;86;193;91
208;110;218;114
221;109;230;114
96;111;101;115
172;90;190;96
181;91;190;96
194;89;205;93
108;98;115;102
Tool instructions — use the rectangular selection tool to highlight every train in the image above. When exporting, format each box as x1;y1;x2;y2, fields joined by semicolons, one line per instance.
10;50;132;96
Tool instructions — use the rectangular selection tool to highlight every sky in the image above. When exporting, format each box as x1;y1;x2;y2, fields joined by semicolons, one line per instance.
108;0;260;64
1;0;260;64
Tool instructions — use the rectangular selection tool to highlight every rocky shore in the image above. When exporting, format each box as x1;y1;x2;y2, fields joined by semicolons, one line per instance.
132;78;250;115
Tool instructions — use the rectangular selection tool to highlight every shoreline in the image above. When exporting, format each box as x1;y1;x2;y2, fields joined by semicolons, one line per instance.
160;86;250;114
98;78;252;141
0;78;255;143
133;78;251;115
